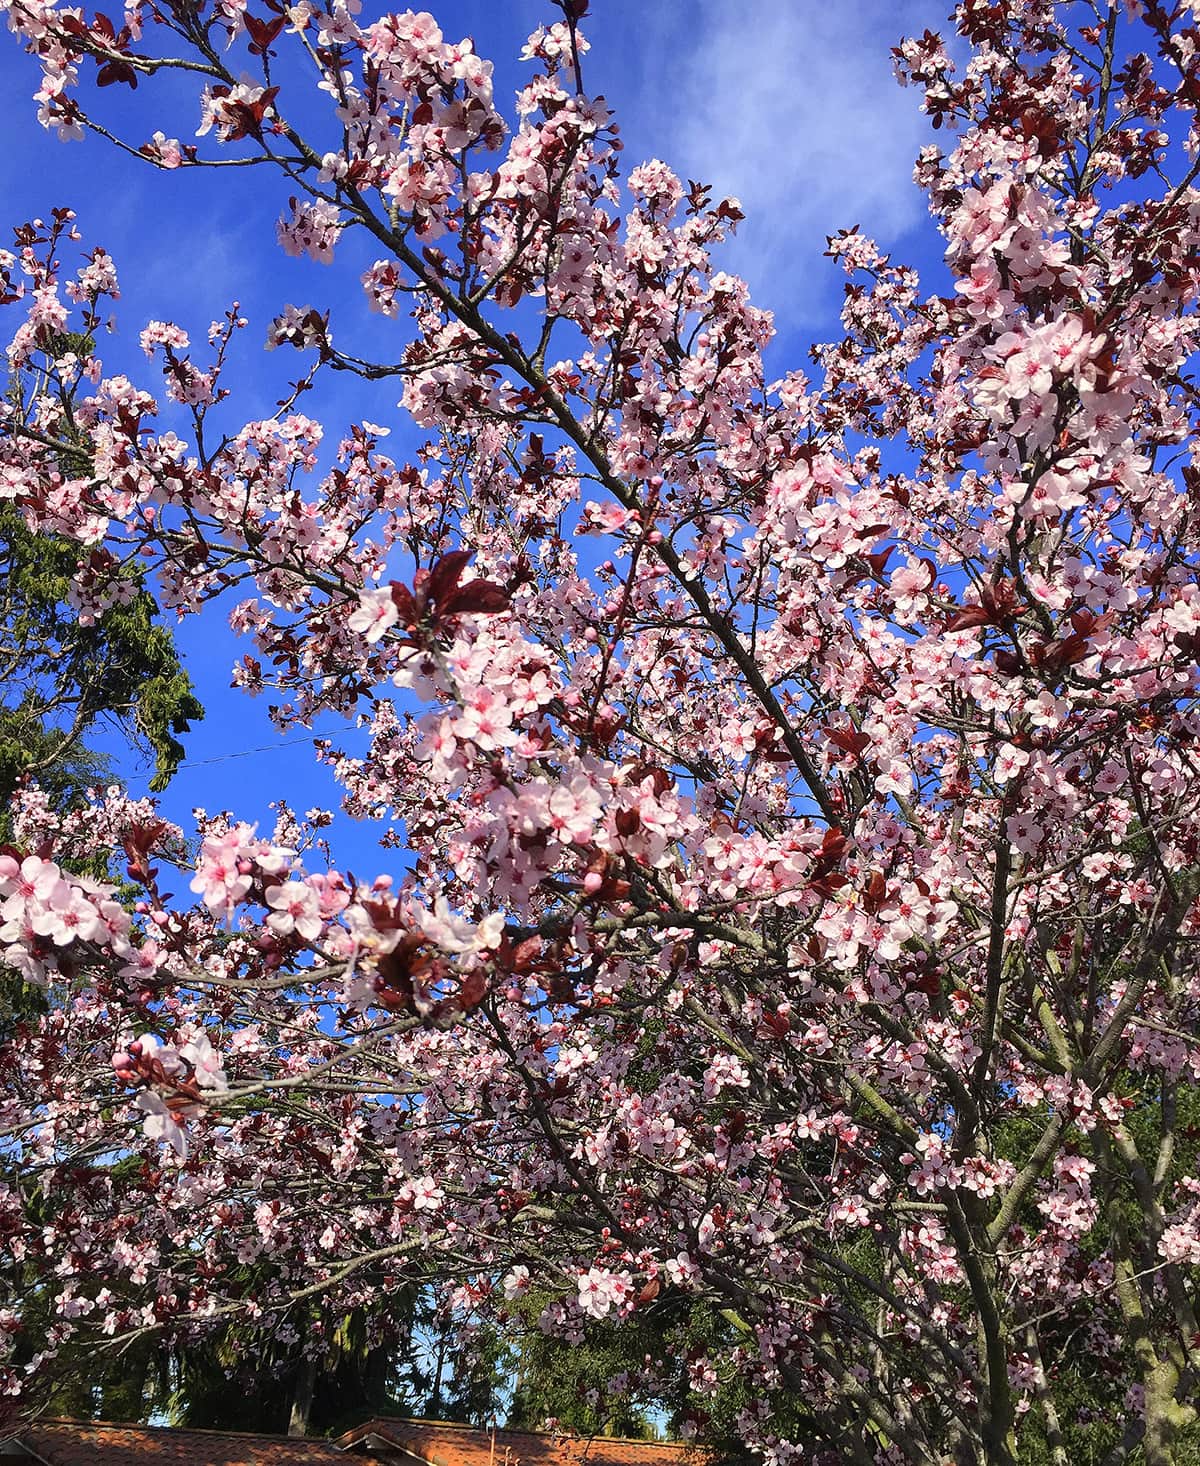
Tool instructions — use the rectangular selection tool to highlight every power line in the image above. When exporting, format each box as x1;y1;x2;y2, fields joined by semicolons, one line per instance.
174;724;365;770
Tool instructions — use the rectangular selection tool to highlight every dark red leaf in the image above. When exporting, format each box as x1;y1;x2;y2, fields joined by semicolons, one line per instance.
438;579;511;617
863;545;894;577
944;605;993;633
426;550;473;608
615;807;641;837
824;726;871;758
245;13;285;52
456;969;489;1013
908;970;941;997
96;59;137;87
863;870;887;913
388;582;417;625
1036;634;1089;673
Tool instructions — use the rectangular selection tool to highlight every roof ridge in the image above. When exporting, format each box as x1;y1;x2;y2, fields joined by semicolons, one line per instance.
491;1429;687;1450
33;1417;342;1444
362;1419;695;1450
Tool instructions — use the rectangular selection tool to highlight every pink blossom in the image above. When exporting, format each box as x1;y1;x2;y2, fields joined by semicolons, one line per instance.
265;881;323;942
135;1091;188;1158
576;1266;632;1320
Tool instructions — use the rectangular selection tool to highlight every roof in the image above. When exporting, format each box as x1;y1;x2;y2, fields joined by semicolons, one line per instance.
10;1419;351;1466
4;1416;707;1466
335;1419;706;1466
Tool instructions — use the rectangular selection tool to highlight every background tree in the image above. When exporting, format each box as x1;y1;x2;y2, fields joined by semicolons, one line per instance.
1;245;203;817
0;252;203;1140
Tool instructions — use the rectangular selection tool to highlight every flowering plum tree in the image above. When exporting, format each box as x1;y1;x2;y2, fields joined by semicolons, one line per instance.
2;1;1200;1462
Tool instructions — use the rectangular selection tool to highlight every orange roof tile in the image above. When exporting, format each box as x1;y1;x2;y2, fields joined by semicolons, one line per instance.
11;1419;351;1465
336;1418;709;1466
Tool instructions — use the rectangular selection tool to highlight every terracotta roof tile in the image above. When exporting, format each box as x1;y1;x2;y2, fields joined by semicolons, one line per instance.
15;1419;350;1465
336;1419;709;1466
9;1416;709;1466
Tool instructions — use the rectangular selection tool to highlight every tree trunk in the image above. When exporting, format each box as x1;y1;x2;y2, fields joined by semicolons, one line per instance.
287;1355;317;1437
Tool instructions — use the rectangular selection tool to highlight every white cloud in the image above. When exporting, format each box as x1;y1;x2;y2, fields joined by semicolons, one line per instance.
610;0;945;328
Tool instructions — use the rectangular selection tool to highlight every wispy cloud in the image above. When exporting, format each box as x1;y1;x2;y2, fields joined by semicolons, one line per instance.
605;0;945;330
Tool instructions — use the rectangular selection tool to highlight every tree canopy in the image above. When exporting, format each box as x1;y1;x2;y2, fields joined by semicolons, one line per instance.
2;3;1200;1464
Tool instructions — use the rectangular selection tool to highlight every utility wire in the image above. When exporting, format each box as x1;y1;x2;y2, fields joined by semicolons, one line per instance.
173;724;365;770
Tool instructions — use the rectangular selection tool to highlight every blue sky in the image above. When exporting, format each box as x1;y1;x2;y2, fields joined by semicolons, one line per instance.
0;0;948;874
